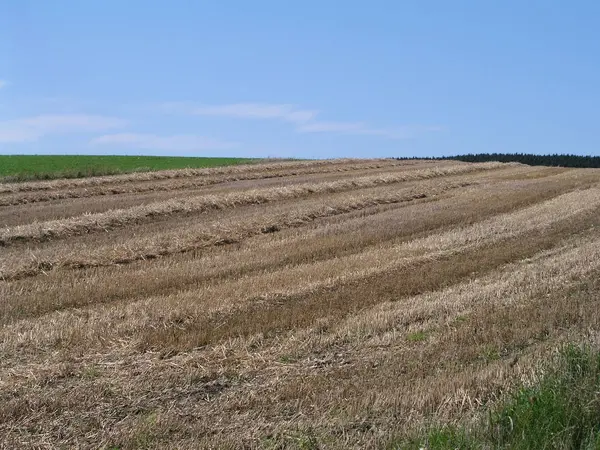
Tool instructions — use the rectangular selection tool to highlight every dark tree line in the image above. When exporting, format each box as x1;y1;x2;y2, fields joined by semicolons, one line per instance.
395;153;600;168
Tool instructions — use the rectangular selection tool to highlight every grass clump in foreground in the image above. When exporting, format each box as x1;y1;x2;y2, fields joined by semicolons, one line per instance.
398;344;600;449
0;155;257;181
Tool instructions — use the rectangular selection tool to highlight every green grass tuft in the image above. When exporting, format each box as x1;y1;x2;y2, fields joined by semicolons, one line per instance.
394;344;600;449
407;330;429;342
0;155;258;182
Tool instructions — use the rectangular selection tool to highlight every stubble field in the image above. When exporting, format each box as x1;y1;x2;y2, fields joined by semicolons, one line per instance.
1;158;600;448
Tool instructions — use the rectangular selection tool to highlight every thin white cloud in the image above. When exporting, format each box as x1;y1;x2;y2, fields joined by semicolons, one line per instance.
165;102;317;124
0;114;126;143
90;133;238;151
0;80;7;89
297;121;443;139
297;121;371;133
161;101;442;140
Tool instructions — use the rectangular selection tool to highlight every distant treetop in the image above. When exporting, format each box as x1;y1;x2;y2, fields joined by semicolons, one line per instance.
395;153;600;168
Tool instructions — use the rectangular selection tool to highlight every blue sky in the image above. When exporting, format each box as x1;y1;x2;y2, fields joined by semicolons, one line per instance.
1;1;600;158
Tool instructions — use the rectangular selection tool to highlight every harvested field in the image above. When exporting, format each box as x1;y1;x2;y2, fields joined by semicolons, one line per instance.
1;158;600;448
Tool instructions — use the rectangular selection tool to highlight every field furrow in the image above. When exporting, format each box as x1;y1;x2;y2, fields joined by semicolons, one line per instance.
0;163;461;227
0;162;505;246
0;158;430;194
0;160;443;208
1;169;584;321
